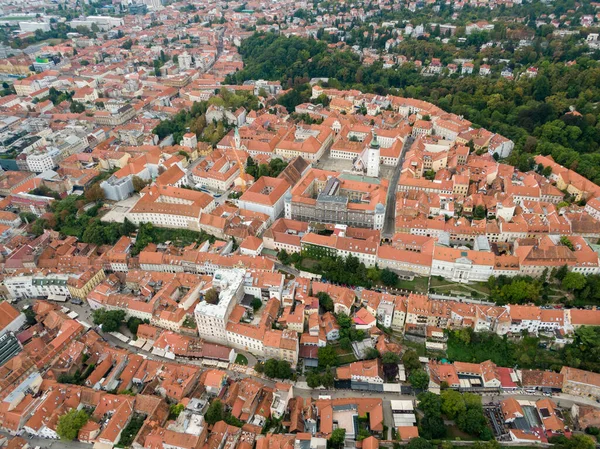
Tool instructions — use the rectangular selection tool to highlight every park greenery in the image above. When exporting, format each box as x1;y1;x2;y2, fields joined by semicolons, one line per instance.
447;325;600;373
0;22;96;50
417;391;491;441
255;359;293;379
127;317;147;335
29;185;216;253
335;312;368;349
245;156;288;181
57;409;89;441
227;32;600;187
409;369;430;391
292;252;400;289
318;345;339;368
92;309;126;333
481;265;600;307
31;194;135;245
329;428;346;449
402;349;422;372
132;222;215;255
550;435;596;449
152;90;260;145
306;369;335;388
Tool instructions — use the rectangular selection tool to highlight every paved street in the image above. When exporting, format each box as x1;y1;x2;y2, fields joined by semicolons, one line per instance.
274;262;300;277
382;136;414;239
0;430;92;449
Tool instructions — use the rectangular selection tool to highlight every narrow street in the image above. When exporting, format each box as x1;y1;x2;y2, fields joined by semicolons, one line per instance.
274;262;300;277
382;136;414;240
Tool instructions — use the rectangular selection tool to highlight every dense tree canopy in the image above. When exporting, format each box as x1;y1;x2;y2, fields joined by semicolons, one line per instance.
263;359;293;379
448;326;600;373
318;345;339;367
229;32;600;186
92;309;126;332
416;392;447;439
57;409;89;441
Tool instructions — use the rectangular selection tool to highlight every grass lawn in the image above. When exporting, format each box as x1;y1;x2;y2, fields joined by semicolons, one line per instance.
338;352;358;365
402;339;427;357
429;277;490;298
395;276;429;293
331;343;358;364
235;354;248;365
299;258;320;271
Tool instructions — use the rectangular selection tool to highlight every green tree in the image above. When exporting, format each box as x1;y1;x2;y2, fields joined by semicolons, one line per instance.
382;352;401;365
263;359;293;379
329;428;346;449
441;389;466;420
380;268;399;287
318;346;339;367
457;407;488;437
92;309;126;332
57;409;89;440
132;176;150;193
317;292;334;312
559;236;575;250
169;403;184;419
127;317;144;335
277;249;291;265
82;220;106;245
69;101;85;113
357;429;371;441
205;399;224;425
24;307;37;325
555;264;569;281
204;288;219;304
251;297;262;311
339;337;352;351
402;349;421;372
419;414;446;439
364;348;380;360
321;369;335;387
554;435;595;449
406;438;433;449
409;369;430;391
307;371;322;388
562;272;587;291
416;392;446;439
473;205;486;220
84;183;105;202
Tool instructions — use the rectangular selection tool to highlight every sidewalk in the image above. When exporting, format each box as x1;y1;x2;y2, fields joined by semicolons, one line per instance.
555;392;599;407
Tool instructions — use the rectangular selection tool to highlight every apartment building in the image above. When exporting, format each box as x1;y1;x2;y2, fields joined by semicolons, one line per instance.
194;270;245;344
